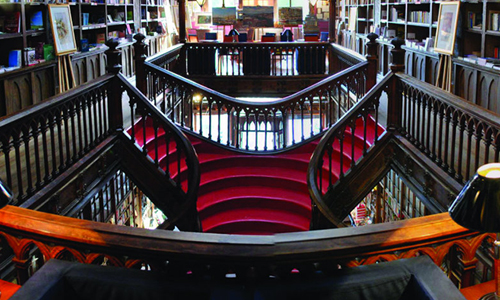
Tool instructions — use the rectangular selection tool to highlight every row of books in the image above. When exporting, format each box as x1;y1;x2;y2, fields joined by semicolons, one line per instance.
408;11;430;23
389;7;404;22
344;0;375;5
468;11;482;30
490;11;500;31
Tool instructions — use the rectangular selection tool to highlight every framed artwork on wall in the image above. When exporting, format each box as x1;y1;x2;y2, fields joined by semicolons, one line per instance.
195;12;212;27
434;1;460;55
213;7;237;25
48;5;77;56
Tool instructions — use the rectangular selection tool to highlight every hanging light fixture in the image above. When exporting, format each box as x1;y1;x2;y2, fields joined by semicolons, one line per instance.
195;0;206;9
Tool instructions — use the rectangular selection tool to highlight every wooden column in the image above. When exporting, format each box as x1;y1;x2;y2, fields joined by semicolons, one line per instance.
105;39;123;133
12;257;30;285
329;0;336;43
459;258;478;288
387;37;405;131
134;33;148;96
365;33;379;91
179;0;186;43
390;37;405;73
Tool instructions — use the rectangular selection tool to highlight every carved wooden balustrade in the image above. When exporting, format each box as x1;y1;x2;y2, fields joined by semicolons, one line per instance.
307;71;389;226
0;41;200;232
308;37;500;231
0;205;486;289
397;73;500;185
0;74;115;205
132;34;379;153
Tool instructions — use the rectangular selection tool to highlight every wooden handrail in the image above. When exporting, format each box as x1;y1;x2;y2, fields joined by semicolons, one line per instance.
118;73;200;230
141;49;369;153
0;74;115;204
396;72;500;184
307;72;393;226
0;205;484;283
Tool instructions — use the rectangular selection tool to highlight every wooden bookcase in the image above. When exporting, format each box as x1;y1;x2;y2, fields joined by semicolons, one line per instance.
0;1;48;69
0;0;171;70
463;0;500;59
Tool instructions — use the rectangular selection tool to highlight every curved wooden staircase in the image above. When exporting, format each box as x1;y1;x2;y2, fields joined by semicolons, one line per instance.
128;115;382;235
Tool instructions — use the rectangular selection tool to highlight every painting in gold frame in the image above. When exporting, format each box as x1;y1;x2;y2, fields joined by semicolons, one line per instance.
48;5;77;56
434;2;460;55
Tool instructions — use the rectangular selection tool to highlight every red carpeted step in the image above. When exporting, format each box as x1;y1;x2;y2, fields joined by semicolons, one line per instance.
202;208;310;233
127;114;381;235
198;196;311;219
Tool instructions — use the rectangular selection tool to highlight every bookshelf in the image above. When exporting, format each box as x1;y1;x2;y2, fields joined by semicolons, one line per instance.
0;0;172;72
0;1;48;70
338;0;441;58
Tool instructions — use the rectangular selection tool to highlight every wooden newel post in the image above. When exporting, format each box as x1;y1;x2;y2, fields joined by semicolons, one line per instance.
387;37;405;131
134;33;148;96
105;39;121;75
365;33;379;91
105;39;124;132
390;37;405;72
12;257;30;285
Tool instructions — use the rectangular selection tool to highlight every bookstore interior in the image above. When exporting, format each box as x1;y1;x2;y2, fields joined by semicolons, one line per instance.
0;0;499;77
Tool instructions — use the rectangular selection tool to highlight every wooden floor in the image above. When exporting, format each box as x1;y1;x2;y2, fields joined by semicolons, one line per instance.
460;280;495;300
0;279;20;299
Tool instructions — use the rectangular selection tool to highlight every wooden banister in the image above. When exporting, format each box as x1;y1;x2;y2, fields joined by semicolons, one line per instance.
0;205;485;284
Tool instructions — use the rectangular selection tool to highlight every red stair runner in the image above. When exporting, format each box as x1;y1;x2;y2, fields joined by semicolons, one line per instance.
127;116;382;235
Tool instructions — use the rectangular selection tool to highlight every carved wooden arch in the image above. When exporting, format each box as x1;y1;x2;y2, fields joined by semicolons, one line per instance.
466;70;476;103
465;233;495;261
435;238;473;264
477;76;491;108
50;246;86;263
124;258;158;271
33;73;44;105
15;238;52;262
403;247;441;265
360;253;399;265
0;232;22;257
85;253;124;267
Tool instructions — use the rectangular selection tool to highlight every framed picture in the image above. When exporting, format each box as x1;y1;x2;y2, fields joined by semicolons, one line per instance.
241;6;274;27
195;12;212;27
48;5;77;56
278;7;303;26
213;7;237;26
434;2;460;55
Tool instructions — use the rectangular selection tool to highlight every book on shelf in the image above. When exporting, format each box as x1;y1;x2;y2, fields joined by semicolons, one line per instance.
30;11;43;30
8;50;21;68
490;11;500;31
468;11;482;29
96;33;106;44
4;12;20;33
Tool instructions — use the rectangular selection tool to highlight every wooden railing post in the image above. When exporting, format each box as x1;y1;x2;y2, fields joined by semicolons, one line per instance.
387;37;405;131
365;33;379;91
12;257;30;285
390;37;405;72
105;39;123;132
179;0;186;43
134;33;148;96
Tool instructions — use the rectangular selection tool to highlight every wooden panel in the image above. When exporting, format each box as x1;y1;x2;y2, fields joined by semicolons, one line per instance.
4;74;32;115
427;56;439;85
455;64;477;104
413;53;426;82
477;72;500;114
72;58;87;86
405;51;413;76
31;68;55;106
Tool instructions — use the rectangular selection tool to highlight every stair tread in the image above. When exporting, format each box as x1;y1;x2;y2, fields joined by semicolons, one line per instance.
197;185;311;208
202;208;310;232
